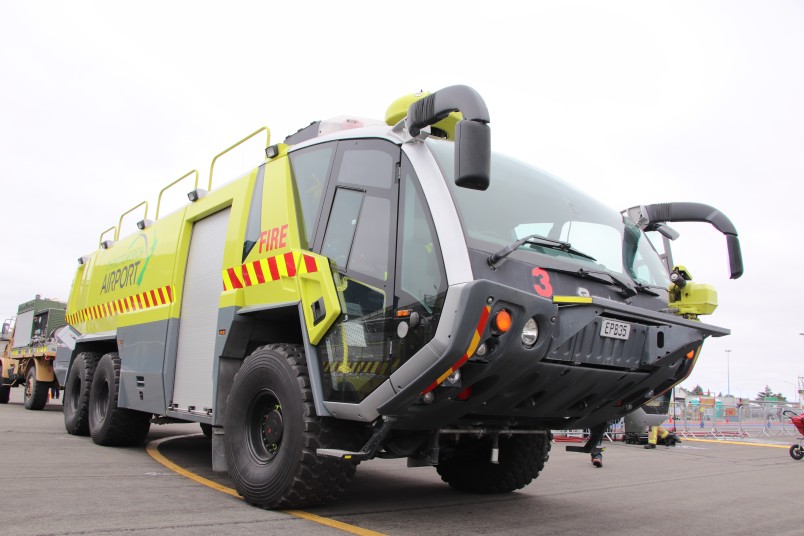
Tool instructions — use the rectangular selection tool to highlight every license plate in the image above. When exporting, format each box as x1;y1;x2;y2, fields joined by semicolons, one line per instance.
600;319;631;340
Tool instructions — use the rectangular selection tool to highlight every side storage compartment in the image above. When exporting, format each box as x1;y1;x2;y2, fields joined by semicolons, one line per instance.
170;208;231;416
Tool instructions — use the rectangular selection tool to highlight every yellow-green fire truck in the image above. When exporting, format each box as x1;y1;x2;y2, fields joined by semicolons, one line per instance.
55;85;743;508
1;295;75;409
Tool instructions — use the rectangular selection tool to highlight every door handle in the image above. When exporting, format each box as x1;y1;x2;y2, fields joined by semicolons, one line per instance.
311;298;326;326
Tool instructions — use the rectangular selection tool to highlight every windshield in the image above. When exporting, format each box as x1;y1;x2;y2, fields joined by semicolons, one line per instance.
427;139;670;287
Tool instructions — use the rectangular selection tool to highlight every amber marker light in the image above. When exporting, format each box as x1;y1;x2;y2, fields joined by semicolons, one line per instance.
493;309;512;333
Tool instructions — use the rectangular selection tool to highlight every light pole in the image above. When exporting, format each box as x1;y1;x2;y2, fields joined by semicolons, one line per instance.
725;349;731;397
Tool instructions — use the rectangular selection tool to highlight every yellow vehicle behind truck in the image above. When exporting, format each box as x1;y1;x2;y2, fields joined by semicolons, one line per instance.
55;85;743;509
1;295;74;409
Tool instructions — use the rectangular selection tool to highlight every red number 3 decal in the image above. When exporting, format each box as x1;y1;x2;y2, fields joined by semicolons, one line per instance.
532;267;553;297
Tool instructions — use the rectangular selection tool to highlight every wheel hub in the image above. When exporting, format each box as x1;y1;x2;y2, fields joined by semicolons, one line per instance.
261;408;283;450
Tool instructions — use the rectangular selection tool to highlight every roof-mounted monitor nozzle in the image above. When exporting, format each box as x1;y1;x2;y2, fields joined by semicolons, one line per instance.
405;85;491;191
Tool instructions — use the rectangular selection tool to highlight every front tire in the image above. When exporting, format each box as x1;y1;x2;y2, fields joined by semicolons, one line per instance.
88;353;151;446
790;445;804;461
436;433;552;494
23;364;50;410
64;352;100;435
224;343;358;509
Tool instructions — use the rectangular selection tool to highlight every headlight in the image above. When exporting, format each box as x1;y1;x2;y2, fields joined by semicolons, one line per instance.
521;318;539;348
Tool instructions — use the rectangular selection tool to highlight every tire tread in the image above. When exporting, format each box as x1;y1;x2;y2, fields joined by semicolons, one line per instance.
226;343;360;509
436;433;552;494
64;351;100;435
24;364;51;410
89;352;151;446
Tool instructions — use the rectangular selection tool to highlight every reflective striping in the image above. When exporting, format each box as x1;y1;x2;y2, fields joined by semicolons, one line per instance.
66;284;176;325
553;295;593;304
422;305;491;395
322;359;400;376
222;251;319;291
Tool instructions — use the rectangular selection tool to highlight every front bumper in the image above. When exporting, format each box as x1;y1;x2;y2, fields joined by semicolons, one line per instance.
379;280;726;430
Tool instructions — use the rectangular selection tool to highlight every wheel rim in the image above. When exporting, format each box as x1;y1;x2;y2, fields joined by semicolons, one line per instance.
246;389;283;463
93;379;109;422
25;372;33;399
69;376;82;413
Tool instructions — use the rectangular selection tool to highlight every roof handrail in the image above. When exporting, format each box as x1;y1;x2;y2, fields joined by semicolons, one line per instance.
156;169;199;220
116;201;149;241
99;226;116;248
208;127;271;192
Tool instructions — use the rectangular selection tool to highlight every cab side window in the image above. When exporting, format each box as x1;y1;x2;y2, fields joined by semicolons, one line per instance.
321;188;362;269
398;168;445;312
289;143;336;247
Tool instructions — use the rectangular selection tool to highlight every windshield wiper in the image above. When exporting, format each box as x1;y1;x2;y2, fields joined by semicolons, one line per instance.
564;267;661;298
488;233;597;268
577;268;637;298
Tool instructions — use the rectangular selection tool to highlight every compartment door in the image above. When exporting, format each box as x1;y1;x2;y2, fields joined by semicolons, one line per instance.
172;207;230;414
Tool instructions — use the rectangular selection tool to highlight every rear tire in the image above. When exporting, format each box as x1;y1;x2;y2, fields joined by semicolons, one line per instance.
0;384;10;404
224;343;358;509
88;353;151;446
23;364;50;410
436;433;552;494
790;445;804;461
63;352;100;435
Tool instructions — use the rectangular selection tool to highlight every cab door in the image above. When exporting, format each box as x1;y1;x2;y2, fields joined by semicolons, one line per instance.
312;139;399;403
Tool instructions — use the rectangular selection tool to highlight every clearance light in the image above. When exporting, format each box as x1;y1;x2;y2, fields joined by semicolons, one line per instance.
265;145;280;159
493;309;512;334
475;342;488;357
187;188;208;202
421;391;435;404
521;318;539;348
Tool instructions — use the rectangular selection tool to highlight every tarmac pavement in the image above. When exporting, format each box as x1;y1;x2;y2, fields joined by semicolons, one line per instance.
2;387;802;536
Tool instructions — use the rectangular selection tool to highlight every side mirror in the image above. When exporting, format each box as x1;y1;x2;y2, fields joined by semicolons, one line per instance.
635;202;744;280
406;85;491;190
454;119;490;190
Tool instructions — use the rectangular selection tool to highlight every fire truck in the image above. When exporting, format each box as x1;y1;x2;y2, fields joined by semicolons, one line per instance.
55;85;743;508
1;295;72;409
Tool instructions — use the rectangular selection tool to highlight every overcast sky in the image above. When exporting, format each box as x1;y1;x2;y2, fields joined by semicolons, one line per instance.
2;1;802;402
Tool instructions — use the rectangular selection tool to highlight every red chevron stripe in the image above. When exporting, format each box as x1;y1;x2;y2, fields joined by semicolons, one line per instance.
253;260;265;284
284;252;296;277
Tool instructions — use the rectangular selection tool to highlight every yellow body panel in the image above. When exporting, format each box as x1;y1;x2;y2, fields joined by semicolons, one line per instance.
67;153;339;344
